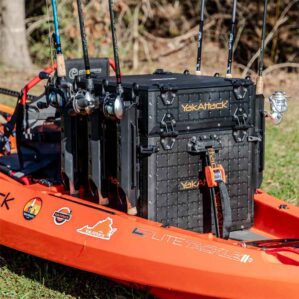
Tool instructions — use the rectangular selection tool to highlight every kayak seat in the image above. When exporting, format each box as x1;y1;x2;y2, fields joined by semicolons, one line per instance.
15;93;61;182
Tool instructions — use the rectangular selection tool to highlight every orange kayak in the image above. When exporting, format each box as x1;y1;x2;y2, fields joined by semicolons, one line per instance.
0;103;14;115
0;172;298;299
0;104;16;154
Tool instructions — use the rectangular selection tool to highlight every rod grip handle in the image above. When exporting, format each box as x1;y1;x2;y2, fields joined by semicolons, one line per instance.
57;53;67;78
256;76;264;95
195;70;202;76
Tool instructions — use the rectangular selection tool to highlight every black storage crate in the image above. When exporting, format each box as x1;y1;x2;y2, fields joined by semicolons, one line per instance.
110;72;264;233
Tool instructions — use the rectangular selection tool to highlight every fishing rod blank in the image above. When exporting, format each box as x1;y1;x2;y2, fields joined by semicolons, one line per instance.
51;0;66;78
196;0;206;76
107;0;138;215
76;0;91;81
108;0;122;90
256;0;268;95
226;0;237;78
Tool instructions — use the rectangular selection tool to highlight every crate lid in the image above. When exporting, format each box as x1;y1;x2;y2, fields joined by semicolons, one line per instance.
108;72;250;91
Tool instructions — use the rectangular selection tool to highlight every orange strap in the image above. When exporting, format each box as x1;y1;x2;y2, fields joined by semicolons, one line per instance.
205;148;226;188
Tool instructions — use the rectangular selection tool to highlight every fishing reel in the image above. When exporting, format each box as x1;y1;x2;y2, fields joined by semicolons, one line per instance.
103;92;124;120
101;81;124;121
267;91;288;125
46;85;72;108
69;75;99;115
72;89;97;115
39;71;73;109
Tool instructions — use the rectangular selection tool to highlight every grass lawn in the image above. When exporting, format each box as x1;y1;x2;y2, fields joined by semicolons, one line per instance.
0;79;298;299
0;247;151;299
263;100;299;205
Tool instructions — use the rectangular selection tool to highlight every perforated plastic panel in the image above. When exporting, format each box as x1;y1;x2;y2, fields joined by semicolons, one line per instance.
140;130;255;232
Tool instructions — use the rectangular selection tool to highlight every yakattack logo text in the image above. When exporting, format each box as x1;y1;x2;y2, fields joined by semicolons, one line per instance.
132;227;254;264
181;100;229;112
179;179;206;191
77;217;117;240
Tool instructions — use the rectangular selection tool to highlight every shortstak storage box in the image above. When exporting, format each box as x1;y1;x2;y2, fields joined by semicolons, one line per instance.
112;71;264;233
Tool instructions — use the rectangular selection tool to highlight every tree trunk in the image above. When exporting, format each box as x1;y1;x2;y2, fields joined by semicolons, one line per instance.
0;0;32;69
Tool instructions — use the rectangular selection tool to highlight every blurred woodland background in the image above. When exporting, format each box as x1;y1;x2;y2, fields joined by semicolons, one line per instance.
0;0;298;75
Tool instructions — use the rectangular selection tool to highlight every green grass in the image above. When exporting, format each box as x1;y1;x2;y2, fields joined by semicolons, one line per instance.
0;90;298;299
262;100;299;205
0;247;151;299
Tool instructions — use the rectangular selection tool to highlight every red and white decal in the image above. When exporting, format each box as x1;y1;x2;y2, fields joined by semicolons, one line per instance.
53;207;72;225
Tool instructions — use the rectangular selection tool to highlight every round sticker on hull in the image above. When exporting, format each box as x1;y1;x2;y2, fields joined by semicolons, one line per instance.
53;207;72;225
23;198;42;220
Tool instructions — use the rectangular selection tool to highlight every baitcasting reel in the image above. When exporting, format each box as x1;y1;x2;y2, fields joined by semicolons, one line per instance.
72;89;97;115
103;92;124;120
267;91;288;125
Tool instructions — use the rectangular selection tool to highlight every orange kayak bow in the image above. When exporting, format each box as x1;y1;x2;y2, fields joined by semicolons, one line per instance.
0;175;298;299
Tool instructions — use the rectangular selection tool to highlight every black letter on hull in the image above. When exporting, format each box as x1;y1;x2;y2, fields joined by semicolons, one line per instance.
0;192;15;210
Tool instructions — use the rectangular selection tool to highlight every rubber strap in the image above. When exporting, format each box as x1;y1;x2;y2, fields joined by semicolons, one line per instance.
218;181;232;239
0;87;38;101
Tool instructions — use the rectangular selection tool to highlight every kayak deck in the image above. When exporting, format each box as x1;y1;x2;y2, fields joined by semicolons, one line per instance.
1;173;299;299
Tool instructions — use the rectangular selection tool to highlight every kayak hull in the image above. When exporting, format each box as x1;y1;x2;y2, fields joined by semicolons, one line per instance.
1;174;299;299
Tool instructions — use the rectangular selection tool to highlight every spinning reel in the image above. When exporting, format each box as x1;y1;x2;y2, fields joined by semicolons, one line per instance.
267;91;288;125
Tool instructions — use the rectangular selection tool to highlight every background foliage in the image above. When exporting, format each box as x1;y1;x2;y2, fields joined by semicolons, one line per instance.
25;0;299;73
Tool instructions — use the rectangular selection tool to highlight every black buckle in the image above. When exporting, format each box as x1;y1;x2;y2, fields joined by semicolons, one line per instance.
187;135;222;156
160;113;178;150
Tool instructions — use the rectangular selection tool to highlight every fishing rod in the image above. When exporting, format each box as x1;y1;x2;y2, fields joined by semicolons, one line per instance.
108;0;122;94
106;0;138;216
76;0;92;88
196;0;206;76
72;0;98;115
51;0;66;79
74;0;107;205
103;0;124;121
256;0;268;95
226;0;237;78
